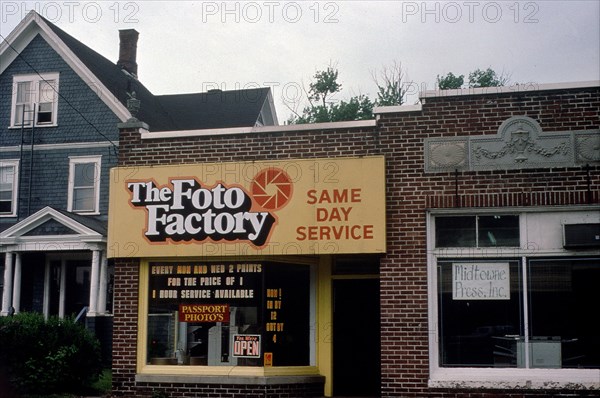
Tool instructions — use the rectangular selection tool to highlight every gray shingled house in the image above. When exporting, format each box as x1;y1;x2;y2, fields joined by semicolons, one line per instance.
0;10;277;364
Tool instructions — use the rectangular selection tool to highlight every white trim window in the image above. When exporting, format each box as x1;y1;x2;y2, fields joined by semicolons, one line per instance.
428;209;600;390
68;156;101;214
0;160;19;217
10;73;59;127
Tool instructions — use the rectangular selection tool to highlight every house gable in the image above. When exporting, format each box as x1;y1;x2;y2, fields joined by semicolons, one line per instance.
0;11;130;122
0;206;105;252
22;218;79;236
0;34;122;146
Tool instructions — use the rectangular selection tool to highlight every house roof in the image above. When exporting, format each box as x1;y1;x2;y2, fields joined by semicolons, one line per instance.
1;11;277;131
156;88;271;130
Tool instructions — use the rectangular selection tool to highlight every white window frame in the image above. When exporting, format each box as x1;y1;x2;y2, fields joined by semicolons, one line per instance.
10;73;60;128
67;155;101;215
0;159;19;217
427;208;600;390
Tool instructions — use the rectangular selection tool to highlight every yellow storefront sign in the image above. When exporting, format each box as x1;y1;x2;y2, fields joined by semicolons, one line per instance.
107;156;385;257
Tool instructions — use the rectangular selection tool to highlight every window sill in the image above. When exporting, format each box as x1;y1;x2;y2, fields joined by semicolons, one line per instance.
70;211;100;216
8;124;58;129
136;367;324;385
429;367;600;390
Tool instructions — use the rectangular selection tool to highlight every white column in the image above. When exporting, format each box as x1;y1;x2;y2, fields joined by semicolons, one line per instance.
58;260;66;319
88;250;101;316
43;258;50;319
97;251;108;314
1;253;14;316
12;253;22;313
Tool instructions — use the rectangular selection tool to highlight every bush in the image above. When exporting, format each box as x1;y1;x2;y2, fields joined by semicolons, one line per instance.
0;312;102;395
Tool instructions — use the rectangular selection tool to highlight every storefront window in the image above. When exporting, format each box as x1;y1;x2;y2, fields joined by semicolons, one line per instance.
528;258;599;368
438;260;522;367
146;261;311;367
436;215;519;247
437;257;600;369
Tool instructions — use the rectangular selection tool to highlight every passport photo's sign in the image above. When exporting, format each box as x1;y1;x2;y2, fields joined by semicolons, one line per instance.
108;156;386;257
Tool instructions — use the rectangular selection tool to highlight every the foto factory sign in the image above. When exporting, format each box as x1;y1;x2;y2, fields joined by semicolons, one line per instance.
107;156;386;257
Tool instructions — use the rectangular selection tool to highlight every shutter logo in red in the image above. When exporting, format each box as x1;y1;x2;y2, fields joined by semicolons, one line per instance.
250;168;293;210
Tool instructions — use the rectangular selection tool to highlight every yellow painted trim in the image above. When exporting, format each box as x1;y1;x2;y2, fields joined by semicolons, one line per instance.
137;263;148;373
137;364;320;377
317;256;333;397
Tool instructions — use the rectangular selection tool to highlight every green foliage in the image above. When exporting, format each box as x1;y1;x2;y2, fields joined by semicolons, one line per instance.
437;67;511;89
289;66;374;124
308;67;342;107
468;67;509;87
0;312;102;396
373;61;405;106
437;72;465;89
375;81;403;106
293;94;374;124
90;368;112;394
287;61;407;124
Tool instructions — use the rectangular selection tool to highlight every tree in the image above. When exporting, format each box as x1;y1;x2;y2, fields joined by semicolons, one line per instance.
437;68;511;89
287;65;374;124
372;61;406;106
437;72;464;90
308;67;341;108
468;67;510;87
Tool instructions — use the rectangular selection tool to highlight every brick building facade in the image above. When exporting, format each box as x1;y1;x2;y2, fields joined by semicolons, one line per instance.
109;82;599;397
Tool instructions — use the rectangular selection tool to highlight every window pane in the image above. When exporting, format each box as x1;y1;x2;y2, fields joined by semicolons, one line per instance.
16;81;31;103
479;215;520;247
435;216;476;247
0;165;15;187
39;80;56;103
0;201;11;213
14;103;32;126
37;81;56;124
147;262;264;366
528;258;600;369
0;166;15;214
37;103;53;124
438;260;522;367
72;187;95;212
74;163;96;187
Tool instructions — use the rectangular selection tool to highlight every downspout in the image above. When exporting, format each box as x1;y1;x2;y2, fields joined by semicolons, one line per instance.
17;107;25;221
27;115;35;217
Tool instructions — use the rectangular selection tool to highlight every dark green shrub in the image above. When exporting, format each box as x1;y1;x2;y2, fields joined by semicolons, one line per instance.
0;312;102;395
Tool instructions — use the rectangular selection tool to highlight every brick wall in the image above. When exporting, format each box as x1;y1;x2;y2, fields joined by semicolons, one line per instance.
113;85;599;397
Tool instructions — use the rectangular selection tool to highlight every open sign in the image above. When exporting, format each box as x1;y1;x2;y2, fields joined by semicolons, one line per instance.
232;334;261;358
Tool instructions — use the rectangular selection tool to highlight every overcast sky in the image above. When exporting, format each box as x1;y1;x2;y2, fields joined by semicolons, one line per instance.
2;1;599;123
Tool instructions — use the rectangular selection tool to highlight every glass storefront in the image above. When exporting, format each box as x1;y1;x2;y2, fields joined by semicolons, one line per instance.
146;260;312;367
435;214;600;369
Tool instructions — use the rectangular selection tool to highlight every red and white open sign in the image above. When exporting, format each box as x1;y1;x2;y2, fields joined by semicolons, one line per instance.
232;334;261;358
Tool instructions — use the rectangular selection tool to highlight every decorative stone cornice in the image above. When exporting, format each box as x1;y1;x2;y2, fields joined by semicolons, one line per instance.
424;116;599;172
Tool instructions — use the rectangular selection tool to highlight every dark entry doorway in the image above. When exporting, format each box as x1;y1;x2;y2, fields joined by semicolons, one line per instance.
333;278;380;396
